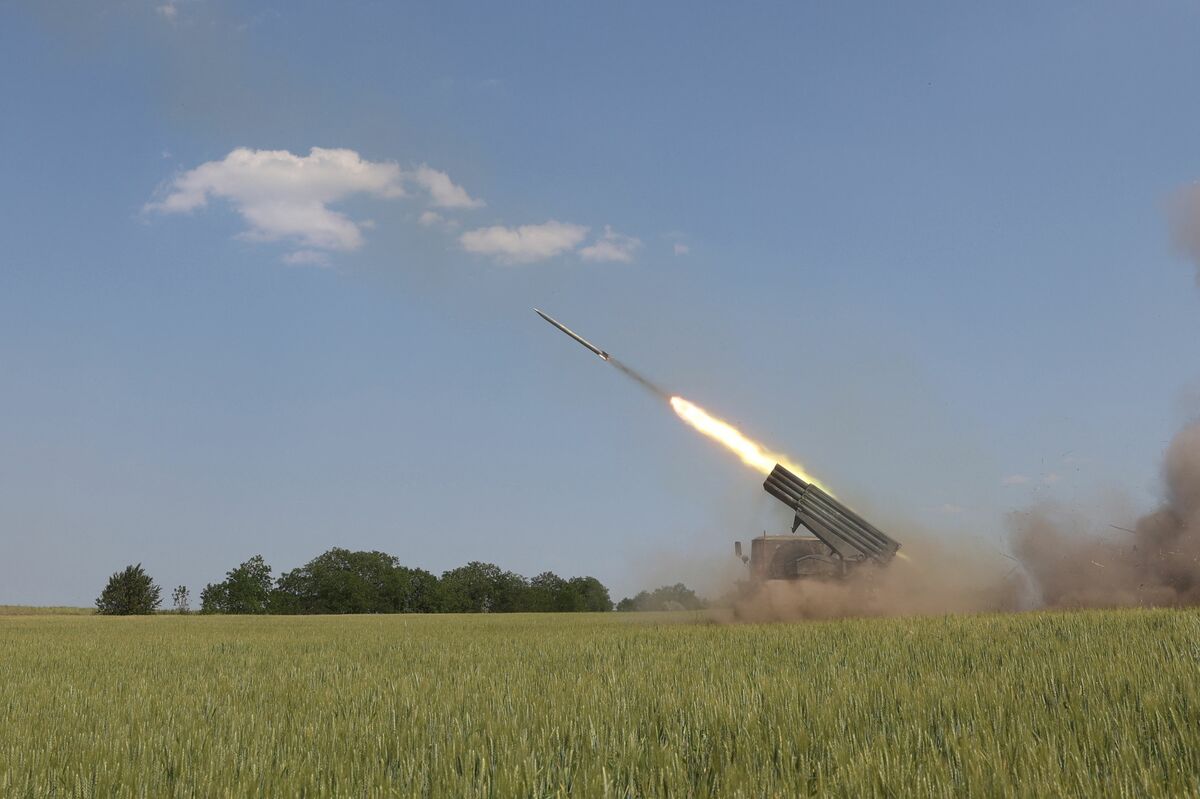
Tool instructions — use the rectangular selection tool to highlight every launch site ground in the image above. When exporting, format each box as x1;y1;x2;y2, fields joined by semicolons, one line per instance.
3;607;1197;798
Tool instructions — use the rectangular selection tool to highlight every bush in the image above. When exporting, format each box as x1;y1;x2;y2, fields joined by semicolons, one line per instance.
95;564;162;615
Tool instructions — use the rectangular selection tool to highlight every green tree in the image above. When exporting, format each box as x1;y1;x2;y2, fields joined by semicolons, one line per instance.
438;562;527;613
491;569;528;612
272;549;435;614
567;576;613;612
171;585;191;614
517;572;613;612
201;555;274;614
95;564;162;615
523;571;568;612
394;566;441;613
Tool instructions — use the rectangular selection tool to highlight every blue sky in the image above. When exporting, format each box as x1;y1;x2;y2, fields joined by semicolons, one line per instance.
3;2;1199;605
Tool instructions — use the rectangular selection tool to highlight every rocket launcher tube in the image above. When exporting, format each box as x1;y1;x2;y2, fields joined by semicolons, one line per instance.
763;464;900;564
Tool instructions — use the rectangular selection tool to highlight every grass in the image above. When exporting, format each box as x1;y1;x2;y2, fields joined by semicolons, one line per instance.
1;609;1197;797
0;605;93;616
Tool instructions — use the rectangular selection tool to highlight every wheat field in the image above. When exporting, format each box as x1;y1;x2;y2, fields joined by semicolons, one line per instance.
1;609;1198;797
0;606;93;616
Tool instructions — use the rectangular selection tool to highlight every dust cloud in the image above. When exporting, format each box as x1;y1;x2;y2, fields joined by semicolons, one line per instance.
727;531;1026;622
1010;421;1200;609
723;421;1200;621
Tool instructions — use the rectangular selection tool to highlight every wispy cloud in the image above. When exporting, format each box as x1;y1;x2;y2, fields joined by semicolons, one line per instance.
410;165;483;209
418;210;459;230
673;243;690;256
460;221;589;263
281;249;330;267
1002;474;1030;486
579;226;641;263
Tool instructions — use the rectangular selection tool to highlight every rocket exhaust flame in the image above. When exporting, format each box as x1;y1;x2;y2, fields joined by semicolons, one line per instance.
534;308;830;492
668;396;829;493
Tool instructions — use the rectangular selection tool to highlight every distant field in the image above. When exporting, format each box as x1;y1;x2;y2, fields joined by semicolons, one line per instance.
1;609;1197;797
0;605;93;616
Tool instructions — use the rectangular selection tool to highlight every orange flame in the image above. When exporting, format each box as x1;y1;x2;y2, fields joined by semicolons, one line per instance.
669;396;830;493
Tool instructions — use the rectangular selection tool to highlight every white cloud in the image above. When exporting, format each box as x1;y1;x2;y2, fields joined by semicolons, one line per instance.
1042;473;1062;485
1002;474;1030;486
281;249;330;267
145;147;405;256
579;226;641;263
460;221;588;263
939;503;965;515
410;165;484;209
146;147;637;270
673;242;690;256
156;4;178;21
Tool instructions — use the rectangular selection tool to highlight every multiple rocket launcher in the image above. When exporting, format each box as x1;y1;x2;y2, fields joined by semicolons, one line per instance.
759;463;900;573
534;309;902;579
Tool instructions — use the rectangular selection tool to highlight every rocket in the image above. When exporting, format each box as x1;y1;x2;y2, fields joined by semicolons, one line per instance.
534;308;669;398
534;309;610;361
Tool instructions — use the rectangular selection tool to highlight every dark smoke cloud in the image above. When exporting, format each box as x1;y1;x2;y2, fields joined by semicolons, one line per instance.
1170;183;1200;285
1010;421;1200;608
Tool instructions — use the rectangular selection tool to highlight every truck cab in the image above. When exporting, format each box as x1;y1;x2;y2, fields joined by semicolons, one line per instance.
736;534;844;580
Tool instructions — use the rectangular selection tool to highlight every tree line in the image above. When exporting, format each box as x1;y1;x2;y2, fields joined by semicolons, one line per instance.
94;549;702;615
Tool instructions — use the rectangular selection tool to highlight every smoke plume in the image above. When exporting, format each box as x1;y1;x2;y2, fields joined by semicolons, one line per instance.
1170;183;1200;285
608;357;670;400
